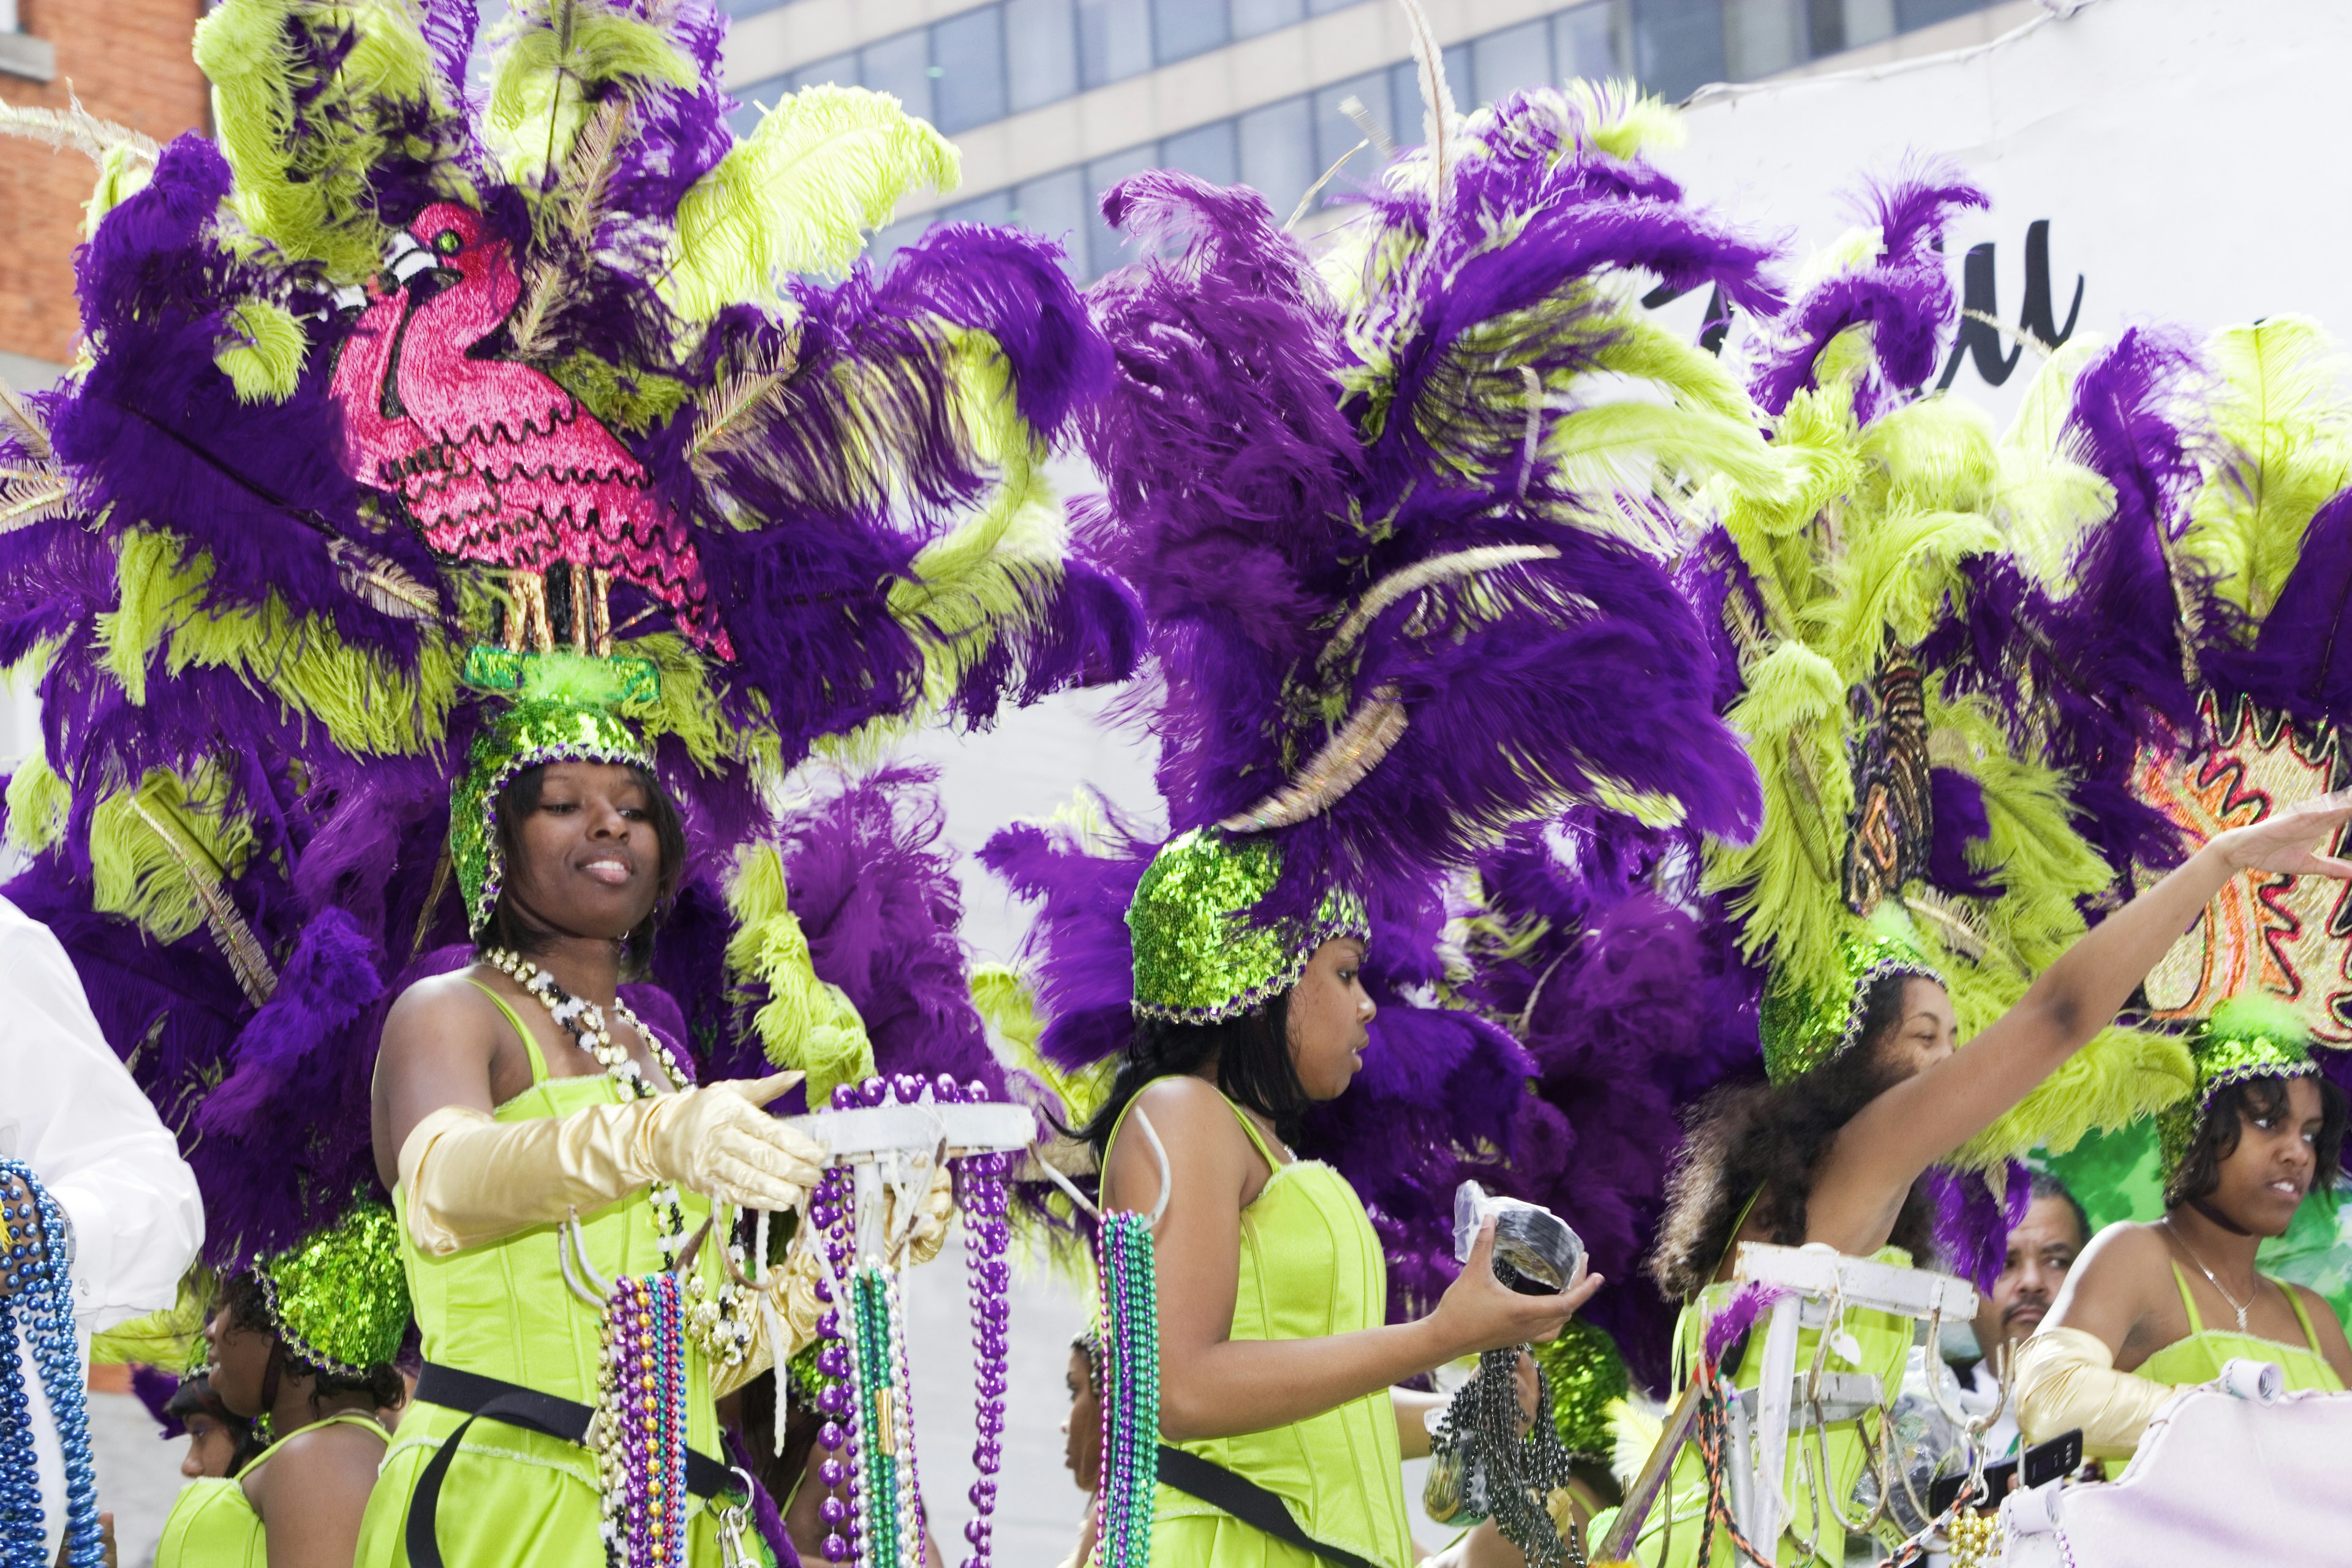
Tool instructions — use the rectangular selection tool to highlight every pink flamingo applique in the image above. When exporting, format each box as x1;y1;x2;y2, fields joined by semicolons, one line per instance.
328;202;731;658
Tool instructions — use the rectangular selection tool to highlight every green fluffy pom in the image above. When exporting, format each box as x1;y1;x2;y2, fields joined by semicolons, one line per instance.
723;842;875;1107
215;298;308;403
666;84;958;319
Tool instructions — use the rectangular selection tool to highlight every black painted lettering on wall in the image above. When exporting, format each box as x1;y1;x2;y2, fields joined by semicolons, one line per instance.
1937;219;2084;391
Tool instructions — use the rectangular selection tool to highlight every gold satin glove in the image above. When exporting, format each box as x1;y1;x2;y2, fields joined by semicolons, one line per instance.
399;1071;821;1255
2013;1325;2180;1460
894;1159;956;1267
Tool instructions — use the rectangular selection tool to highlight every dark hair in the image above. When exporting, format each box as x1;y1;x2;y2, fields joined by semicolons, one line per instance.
165;1374;267;1476
481;761;687;978
2165;1072;2347;1208
220;1272;407;1411
1651;970;1939;1300
2025;1170;2089;1250
1073;994;1307;1157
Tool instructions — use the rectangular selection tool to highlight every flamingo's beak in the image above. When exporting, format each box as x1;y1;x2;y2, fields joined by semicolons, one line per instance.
386;231;438;286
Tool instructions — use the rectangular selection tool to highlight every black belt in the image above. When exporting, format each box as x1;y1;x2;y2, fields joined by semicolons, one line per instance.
406;1363;737;1568
1156;1445;1383;1568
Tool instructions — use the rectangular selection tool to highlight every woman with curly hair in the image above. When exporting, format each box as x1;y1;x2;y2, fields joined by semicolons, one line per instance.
2018;1000;2352;1461
1608;793;2352;1565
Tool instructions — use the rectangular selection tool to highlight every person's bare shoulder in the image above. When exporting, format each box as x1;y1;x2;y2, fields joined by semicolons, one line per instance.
2065;1219;2171;1287
379;968;502;1055
1104;1076;1247;1208
249;1417;386;1509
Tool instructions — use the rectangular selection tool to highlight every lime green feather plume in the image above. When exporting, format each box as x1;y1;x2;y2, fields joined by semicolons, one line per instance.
2182;315;2352;621
89;764;256;944
4;752;69;856
483;0;696;194
214;298;309;404
723;842;874;1107
971;962;1114;1128
666;85;959;320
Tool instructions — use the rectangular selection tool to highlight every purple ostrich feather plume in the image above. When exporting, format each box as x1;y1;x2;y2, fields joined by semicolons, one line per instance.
2210;489;2352;720
1461;816;1763;1389
1924;1160;2034;1293
130;1365;184;1438
1702;1281;1789;1368
774;766;1006;1096
1924;328;2209;882
1749;167;1988;420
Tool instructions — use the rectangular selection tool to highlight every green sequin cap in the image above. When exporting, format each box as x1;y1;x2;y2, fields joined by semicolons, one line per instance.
1758;927;1945;1084
1126;829;1369;1023
257;1200;410;1379
2156;995;2319;1174
450;652;657;937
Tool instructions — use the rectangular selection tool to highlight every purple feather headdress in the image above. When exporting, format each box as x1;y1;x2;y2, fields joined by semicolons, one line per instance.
0;0;1133;1268
991;77;1773;1309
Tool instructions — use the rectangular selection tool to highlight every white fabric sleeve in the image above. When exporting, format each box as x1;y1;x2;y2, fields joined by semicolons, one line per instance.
0;895;205;1327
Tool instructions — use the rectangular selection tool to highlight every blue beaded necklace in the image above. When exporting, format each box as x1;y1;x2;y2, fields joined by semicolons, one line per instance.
0;1160;101;1568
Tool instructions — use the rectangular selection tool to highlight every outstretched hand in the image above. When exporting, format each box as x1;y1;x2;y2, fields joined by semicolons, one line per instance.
2215;790;2352;879
1428;1217;1602;1360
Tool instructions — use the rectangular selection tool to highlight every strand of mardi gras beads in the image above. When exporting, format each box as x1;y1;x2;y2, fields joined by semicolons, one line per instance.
957;1142;1011;1568
0;1163;101;1568
1094;1210;1159;1568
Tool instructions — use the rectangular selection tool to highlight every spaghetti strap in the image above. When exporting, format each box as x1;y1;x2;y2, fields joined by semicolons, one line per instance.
2169;1261;2207;1335
2275;1275;2326;1356
242;1409;392;1478
1218;1094;1288;1170
467;979;551;1085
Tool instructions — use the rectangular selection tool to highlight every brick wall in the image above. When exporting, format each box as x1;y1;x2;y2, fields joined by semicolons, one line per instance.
0;0;208;369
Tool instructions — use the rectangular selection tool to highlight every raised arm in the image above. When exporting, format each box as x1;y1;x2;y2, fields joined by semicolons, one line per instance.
1811;792;2352;1246
1102;1077;1598;1444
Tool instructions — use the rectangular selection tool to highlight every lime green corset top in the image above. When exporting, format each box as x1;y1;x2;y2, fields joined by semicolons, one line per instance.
1106;1082;1414;1568
2135;1261;2345;1393
393;984;725;1434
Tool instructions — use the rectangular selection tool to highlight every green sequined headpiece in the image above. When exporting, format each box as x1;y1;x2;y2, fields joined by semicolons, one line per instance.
256;1201;409;1379
2155;995;2319;1174
450;653;658;937
1758;927;1945;1084
1126;829;1369;1023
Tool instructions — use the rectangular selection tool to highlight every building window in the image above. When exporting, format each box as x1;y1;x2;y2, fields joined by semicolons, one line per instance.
1232;0;1305;40
1471;20;1556;107
1161;119;1240;186
933;7;1010;133
1008;0;1080;110
1311;70;1390;188
1077;0;1155;89
1152;0;1231;65
1238;96;1316;222
1722;0;1806;80
859;30;933;122
1554;3;1626;79
1012;168;1091;273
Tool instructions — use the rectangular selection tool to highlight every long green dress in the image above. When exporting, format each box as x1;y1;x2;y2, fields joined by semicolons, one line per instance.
157;1411;391;1568
1586;1250;1917;1567
1106;1085;1416;1568
355;986;737;1568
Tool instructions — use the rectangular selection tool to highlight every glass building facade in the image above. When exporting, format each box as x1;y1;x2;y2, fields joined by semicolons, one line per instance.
726;0;2005;279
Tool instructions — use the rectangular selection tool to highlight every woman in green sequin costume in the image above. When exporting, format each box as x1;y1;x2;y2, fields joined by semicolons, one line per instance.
358;691;826;1568
159;1207;407;1568
2018;1000;2352;1463
1599;793;2352;1565
1072;831;1603;1568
